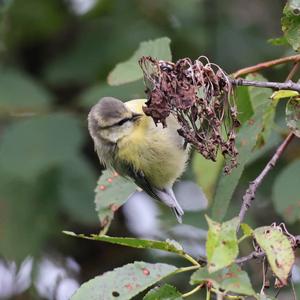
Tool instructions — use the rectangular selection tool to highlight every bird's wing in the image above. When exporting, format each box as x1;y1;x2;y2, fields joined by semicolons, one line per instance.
114;159;162;202
113;159;184;223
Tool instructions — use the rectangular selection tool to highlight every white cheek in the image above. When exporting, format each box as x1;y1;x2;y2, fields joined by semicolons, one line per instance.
100;122;134;143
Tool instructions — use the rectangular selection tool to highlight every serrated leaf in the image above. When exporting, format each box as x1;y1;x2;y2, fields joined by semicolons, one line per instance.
272;160;300;223
71;262;177;300
240;223;253;237
286;98;300;137
63;232;185;255
190;264;255;296
0;113;83;181
212;74;274;221
282;1;300;51
108;37;172;86
94;170;136;230
205;216;239;272
0;67;52;116
143;284;182;300
271;90;299;101
254;226;295;284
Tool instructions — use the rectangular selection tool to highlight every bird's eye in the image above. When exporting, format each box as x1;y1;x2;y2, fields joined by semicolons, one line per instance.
116;118;130;126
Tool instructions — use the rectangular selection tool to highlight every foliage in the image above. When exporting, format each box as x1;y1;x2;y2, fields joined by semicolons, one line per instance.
1;1;300;300
65;2;300;298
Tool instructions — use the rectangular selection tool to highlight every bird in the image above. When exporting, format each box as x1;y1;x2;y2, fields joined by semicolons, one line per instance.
88;97;189;223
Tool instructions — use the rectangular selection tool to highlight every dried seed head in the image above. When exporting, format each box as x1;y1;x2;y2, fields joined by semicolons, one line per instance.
139;56;240;173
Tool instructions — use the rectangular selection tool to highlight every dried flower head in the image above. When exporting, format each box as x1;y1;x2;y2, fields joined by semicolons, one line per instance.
139;56;240;173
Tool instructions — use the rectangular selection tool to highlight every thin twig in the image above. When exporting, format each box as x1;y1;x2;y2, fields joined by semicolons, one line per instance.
182;284;204;298
286;61;300;81
235;251;265;264
232;54;300;78
238;132;295;224
231;78;300;93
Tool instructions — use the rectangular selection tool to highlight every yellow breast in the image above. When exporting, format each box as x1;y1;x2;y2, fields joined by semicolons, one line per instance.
116;99;188;188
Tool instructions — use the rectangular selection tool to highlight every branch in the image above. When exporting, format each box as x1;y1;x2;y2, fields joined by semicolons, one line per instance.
235;250;264;264
231;78;300;93
238;132;295;224
232;54;300;78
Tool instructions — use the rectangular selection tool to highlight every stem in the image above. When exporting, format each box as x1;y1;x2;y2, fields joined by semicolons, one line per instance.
286;61;300;81
180;253;201;267
175;265;199;274
236;251;264;264
231;78;300;93
232;54;300;78
206;287;211;300
238;132;294;224
182;284;203;298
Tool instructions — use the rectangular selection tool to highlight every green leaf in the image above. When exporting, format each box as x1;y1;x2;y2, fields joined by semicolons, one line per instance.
254;226;295;284
286;98;300;137
0;113;83;181
108;37;172;86
71;262;177;300
192;151;223;201
190;264;255;296
247;73;275;147
212;76;274;221
143;284;182;300
240;223;253;237
59;158;98;225
94;170;136;230
78;80;145;108
4;0;67;48
271;90;299;101
63;232;185;256
282;1;300;51
0;67;52;116
268;36;288;46
205;216;239;272
272;160;300;223
235;86;253;124
256;294;276;300
0;170;61;261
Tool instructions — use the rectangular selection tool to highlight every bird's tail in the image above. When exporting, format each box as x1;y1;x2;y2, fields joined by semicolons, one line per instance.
155;187;184;223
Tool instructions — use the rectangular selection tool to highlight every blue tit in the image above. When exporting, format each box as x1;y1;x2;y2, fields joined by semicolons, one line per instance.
88;97;189;222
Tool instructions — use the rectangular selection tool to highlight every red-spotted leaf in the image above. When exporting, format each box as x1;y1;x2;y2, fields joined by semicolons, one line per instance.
71;262;177;300
206;216;239;273
286;98;300;137
254;226;295;285
282;0;300;51
95;170;136;231
190;264;255;296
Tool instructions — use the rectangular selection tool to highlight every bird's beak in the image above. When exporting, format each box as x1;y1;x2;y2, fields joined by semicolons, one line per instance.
132;113;143;122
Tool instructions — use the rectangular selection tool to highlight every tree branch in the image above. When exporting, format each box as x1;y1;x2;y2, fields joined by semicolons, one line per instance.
232;54;300;78
238;132;295;224
230;78;300;93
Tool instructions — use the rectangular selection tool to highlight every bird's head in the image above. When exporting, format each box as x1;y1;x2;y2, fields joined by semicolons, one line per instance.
88;97;143;145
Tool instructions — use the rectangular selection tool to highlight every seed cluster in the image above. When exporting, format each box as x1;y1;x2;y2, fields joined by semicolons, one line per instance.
139;56;240;173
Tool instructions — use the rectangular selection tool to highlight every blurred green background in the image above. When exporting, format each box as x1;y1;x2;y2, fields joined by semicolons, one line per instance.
1;0;300;299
